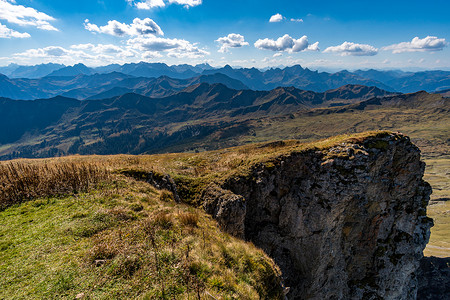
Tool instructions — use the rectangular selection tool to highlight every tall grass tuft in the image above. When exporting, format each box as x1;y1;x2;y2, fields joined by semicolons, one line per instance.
0;161;109;210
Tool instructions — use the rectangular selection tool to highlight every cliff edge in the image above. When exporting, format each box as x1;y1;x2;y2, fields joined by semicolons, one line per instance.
201;132;433;299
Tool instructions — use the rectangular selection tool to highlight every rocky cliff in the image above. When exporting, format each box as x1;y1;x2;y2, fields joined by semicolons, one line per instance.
417;256;450;300
201;133;433;299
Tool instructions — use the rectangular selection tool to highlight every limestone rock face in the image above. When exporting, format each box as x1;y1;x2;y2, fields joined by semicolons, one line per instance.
202;184;246;238
203;133;432;299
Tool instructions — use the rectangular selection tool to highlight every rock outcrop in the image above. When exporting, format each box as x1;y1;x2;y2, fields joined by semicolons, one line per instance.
417;256;450;300
202;184;246;238
201;133;433;299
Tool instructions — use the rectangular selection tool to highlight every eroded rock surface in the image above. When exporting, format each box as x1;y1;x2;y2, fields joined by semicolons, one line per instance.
202;183;246;238
203;133;433;299
417;256;450;300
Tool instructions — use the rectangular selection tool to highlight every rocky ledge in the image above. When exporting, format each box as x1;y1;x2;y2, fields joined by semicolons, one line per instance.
202;133;433;299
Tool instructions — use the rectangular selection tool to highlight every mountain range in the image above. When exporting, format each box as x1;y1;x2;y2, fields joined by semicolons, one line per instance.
0;62;449;97
1;82;447;160
0;72;248;100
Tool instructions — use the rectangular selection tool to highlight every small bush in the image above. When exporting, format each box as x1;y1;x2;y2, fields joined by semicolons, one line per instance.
178;211;199;227
159;190;174;202
154;212;173;229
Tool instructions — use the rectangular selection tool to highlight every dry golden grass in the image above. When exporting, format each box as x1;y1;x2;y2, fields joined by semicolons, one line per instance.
0;160;108;210
178;211;200;227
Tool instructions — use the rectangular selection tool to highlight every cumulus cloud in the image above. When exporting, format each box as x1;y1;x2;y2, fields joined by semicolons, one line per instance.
128;0;201;9
269;13;284;23
3;36;209;65
0;22;30;38
128;36;209;58
134;0;165;9
216;33;249;53
3;9;209;65
84;18;163;37
168;0;202;6
307;42;320;52
323;42;378;56
383;36;447;53
254;34;319;53
13;46;73;60
70;44;136;57
0;0;58;31
8;44;141;66
290;18;303;23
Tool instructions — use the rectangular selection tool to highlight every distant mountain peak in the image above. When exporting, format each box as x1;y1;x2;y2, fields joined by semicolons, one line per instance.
46;63;93;77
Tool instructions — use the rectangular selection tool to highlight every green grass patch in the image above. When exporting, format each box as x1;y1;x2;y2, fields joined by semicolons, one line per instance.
0;174;283;299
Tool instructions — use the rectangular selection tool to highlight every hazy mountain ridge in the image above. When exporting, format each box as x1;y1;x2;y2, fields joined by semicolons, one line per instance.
355;69;450;93
201;65;395;92
1;62;449;94
0;63;64;78
0;72;248;100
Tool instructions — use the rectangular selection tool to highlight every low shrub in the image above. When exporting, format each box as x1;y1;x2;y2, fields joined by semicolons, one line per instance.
178;211;199;227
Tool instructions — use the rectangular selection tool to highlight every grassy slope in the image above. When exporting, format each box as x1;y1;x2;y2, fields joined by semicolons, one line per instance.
0;174;282;299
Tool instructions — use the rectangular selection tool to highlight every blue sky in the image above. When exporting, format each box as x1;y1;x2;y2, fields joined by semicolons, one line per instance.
0;0;449;70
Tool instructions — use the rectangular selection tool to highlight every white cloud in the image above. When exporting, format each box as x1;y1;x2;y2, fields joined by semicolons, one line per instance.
135;0;165;9
70;44;136;57
273;53;282;57
269;13;284;23
7;44;141;66
168;0;202;7
254;34;319;53
142;51;163;59
2;36;209;65
216;33;249;53
290;18;303;23
0;0;58;31
129;0;201;9
383;36;447;53
127;36;209;58
84;18;163;37
307;42;320;51
14;46;73;59
0;22;30;38
323;41;378;56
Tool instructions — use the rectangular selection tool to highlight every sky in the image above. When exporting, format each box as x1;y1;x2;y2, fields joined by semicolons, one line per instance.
0;0;449;70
